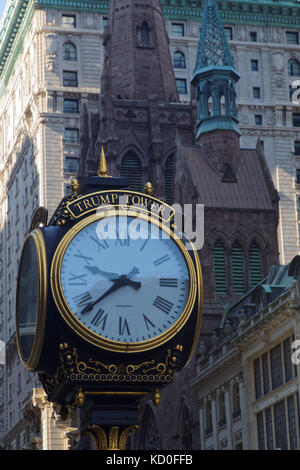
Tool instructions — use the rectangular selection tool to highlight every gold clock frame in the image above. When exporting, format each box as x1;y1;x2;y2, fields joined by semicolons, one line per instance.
50;209;199;353
16;229;48;371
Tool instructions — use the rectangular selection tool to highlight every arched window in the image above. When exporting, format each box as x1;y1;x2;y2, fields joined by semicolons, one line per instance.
288;59;300;77
180;404;192;450
213;239;227;294
141;22;150;46
231;240;245;294
63;42;77;61
249;240;262;288
173;51;186;69
120;151;142;192
164;154;175;205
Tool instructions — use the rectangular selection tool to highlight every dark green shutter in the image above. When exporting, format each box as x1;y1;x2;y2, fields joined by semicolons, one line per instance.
213;240;227;294
120;151;142;192
164;154;175;205
249;240;262;288
231;241;244;294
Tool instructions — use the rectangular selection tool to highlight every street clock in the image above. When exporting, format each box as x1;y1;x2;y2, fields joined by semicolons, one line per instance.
15;153;202;449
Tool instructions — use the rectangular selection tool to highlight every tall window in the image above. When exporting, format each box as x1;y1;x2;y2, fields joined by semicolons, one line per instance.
120;151;142;192
270;344;283;390
64;99;79;114
141;22;150;46
213;240;227;295
205;401;213;434
63;42;77;61
176;78;187;95
288;59;300;77
231;240;244;294
173;51;186;69
286;31;299;45
164;154;175;205
171;23;184;37
63;71;78;87
249;240;262;288
64;128;79;144
254;358;262;400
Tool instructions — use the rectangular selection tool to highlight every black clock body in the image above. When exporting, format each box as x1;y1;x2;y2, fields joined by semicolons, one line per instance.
16;179;202;407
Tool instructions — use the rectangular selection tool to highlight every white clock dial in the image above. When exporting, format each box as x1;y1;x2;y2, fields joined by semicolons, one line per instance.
59;215;191;345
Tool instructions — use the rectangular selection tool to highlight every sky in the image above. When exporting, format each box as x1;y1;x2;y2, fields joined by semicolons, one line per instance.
0;0;7;21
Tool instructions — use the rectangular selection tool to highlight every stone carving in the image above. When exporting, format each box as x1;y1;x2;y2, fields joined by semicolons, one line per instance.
45;33;58;72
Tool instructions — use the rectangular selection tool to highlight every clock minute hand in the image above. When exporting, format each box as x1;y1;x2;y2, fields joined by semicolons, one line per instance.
81;278;124;314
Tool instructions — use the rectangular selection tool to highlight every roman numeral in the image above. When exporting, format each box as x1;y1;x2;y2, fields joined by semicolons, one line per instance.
119;317;130;336
153;296;174;315
68;273;87;286
91;309;108;330
143;314;155;331
74;249;93;265
159;278;178;288
73;291;92;308
115;226;130;247
153;255;170;267
90;236;109;252
139;239;149;252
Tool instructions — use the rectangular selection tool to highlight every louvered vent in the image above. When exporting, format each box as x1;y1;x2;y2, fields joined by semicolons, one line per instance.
120;151;142;192
164;154;175;205
249;240;262;288
213;240;227;294
231;241;244;294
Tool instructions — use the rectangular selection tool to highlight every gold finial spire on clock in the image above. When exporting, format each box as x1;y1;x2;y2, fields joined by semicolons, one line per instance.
97;146;110;178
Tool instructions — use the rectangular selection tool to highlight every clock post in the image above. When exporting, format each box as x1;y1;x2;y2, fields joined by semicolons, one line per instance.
16;149;202;450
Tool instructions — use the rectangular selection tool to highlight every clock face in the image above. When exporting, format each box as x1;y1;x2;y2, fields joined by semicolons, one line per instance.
16;230;47;369
52;213;196;352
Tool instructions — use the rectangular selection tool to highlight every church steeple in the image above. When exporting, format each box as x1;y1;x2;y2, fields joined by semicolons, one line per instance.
192;0;240;138
108;0;179;102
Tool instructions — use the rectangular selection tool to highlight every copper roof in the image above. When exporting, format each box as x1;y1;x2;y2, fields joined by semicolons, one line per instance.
184;146;276;210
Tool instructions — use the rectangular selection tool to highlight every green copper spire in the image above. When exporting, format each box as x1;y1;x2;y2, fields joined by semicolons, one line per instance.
194;0;235;71
192;0;240;139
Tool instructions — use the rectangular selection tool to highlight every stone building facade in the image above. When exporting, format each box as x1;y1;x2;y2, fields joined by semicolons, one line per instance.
0;0;299;450
192;256;300;450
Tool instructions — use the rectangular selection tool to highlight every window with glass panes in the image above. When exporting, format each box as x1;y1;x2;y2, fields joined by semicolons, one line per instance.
63;71;78;87
176;78;187;95
253;337;296;401
295;142;300;156
63;42;77;61
64;99;79;114
253;87;261;99
171;23;184;37
251;60;258;71
65;157;79;173
293;113;300;127
256;394;299;450
173;51;186;69
250;31;257;42
286;31;299;45
64;128;79;144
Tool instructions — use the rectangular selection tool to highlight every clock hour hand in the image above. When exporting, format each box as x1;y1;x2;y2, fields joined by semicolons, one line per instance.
84;265;119;279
